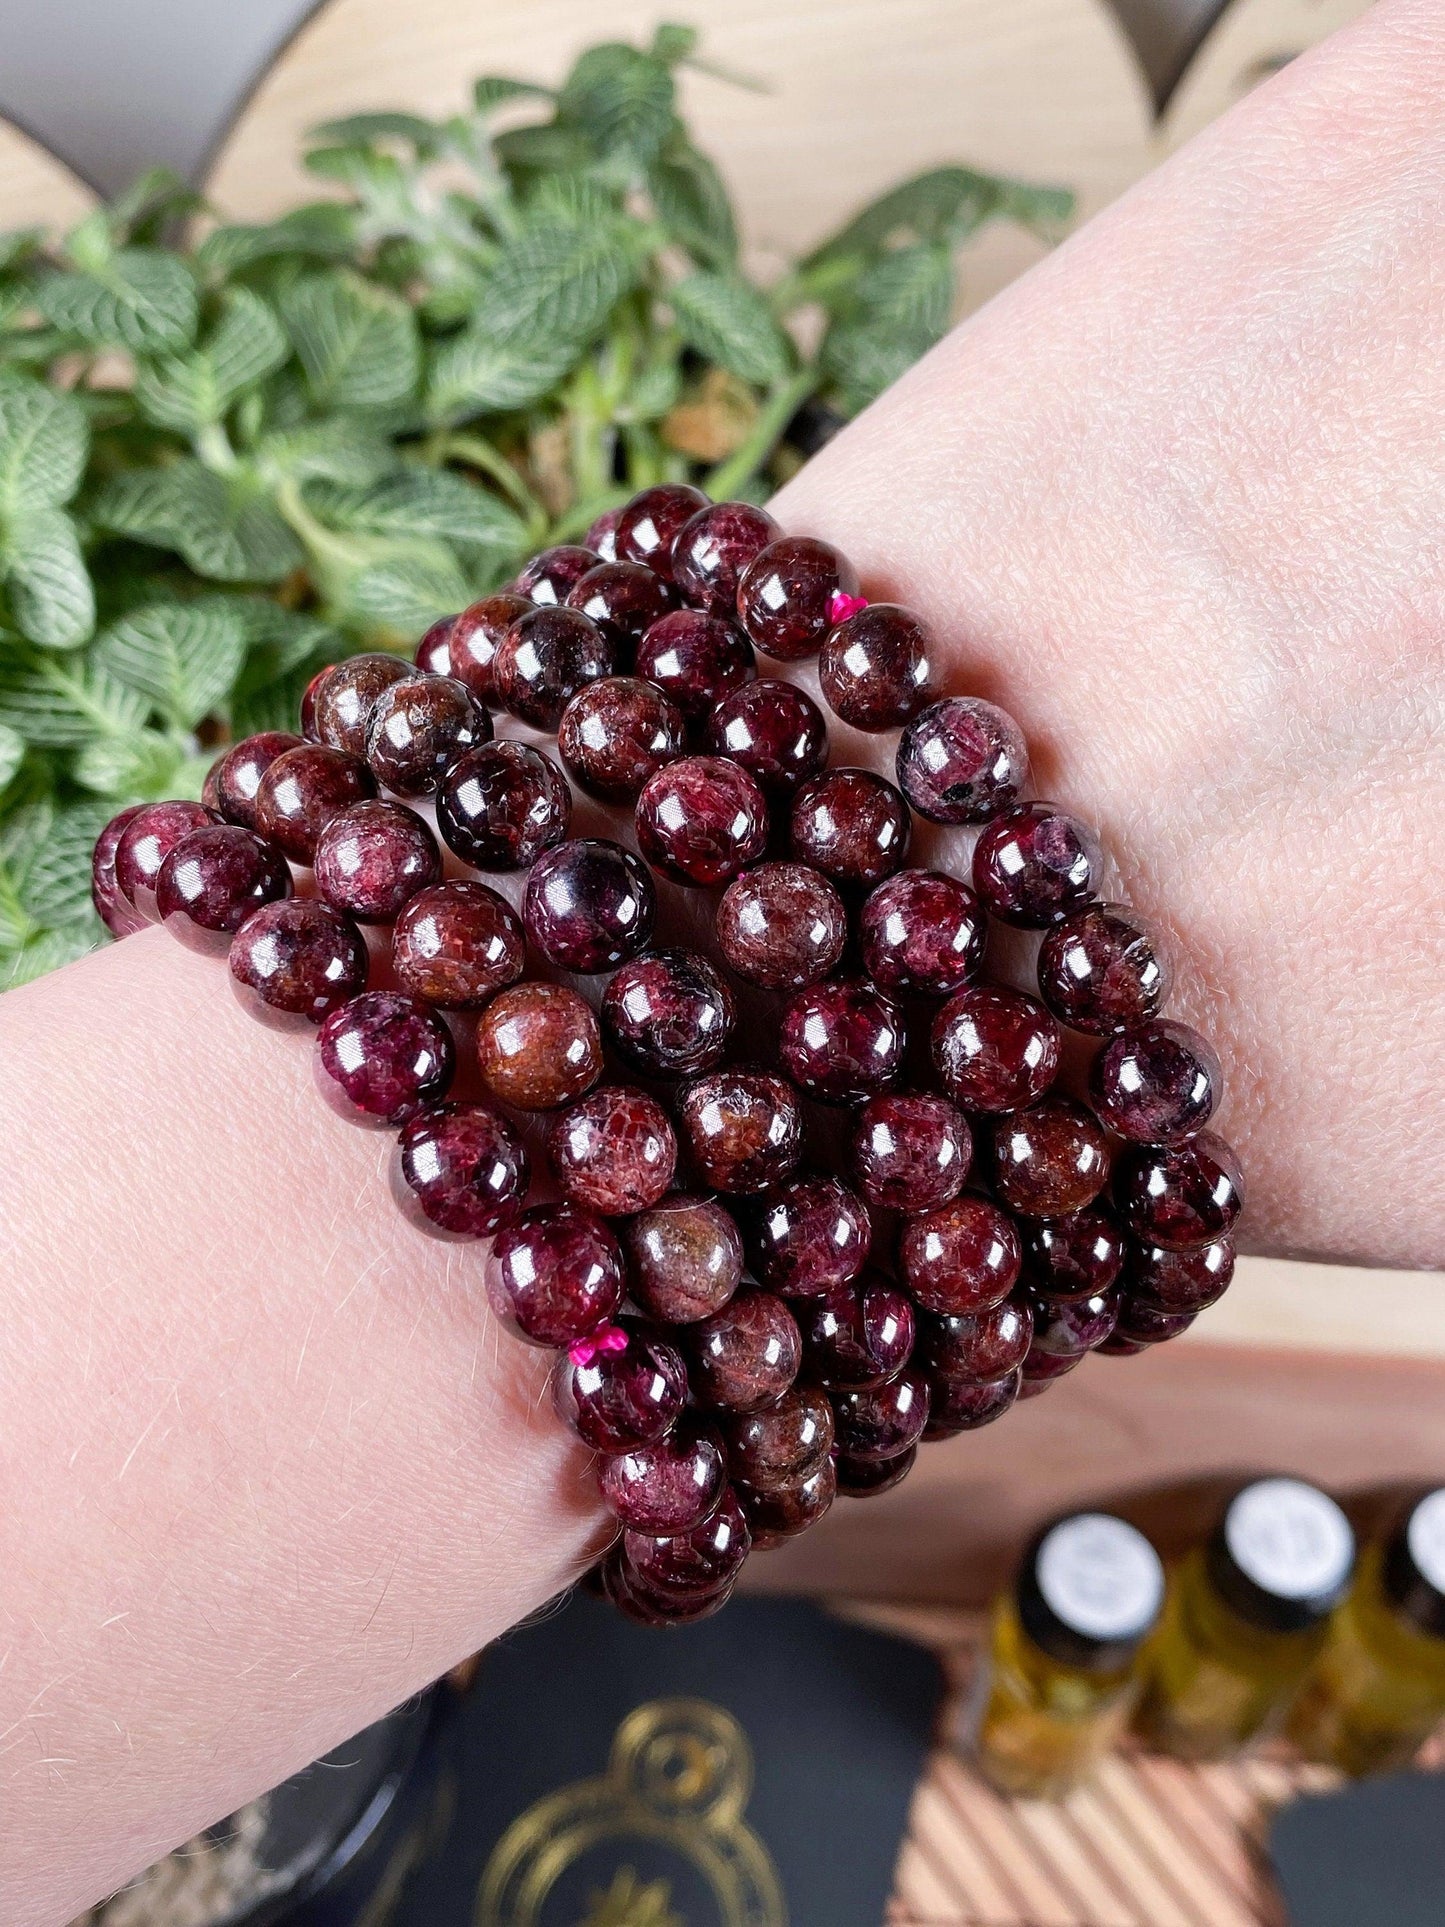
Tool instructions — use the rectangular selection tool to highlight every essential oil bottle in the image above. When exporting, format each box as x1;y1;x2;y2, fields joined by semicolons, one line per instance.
1287;1488;1445;1776
972;1511;1165;1798
1134;1477;1355;1761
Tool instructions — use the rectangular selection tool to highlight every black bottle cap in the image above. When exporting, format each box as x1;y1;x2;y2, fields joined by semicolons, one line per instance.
1206;1478;1356;1634
1382;1489;1445;1641
1017;1512;1165;1673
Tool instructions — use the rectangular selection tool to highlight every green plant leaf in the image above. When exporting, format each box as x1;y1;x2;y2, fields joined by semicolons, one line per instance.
473;76;555;112
196;204;361;275
280;270;420;410
424;324;578;423
36;248;198;353
0;722;23;792
0;229;44;275
92;598;251;730
345;549;473;633
0;372;90;513
481;219;639;350
134;288;290;435
0;647;149;747
307;466;527;549
650;23;700;63
648;138;737;268
72;727;187;798
94;462;304;583
557;43;676;166
255;417;397;487
4;507;95;648
309;111;444;155
0;796;110;960
668;272;792;386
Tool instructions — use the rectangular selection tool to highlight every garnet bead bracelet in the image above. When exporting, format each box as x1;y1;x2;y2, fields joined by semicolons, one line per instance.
93;480;1244;1626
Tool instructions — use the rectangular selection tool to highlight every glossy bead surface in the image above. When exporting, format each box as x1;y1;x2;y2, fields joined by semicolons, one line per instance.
392;1101;529;1239
299;666;328;739
553;1323;688;1451
557;675;685;802
849;1092;971;1214
313;799;441;922
789;768;910;888
1021;1206;1125;1303
624;1194;744;1325
1090;1020;1222;1144
635;755;769;886
800;1274;915;1389
115;800;217;921
229;899;368;1025
585;507;622;561
157;823;291;949
313;653;411;756
920;1297;1034;1384
602;949;735;1079
974;802;1105;928
703;678;828;798
1037;903;1172;1035
779;977;906;1104
831;1370;931;1461
736;535;860;661
1030;1286;1120;1358
599;1419;725;1533
547;1084;677;1217
475;982;602;1110
494;606;615;729
1020;1348;1083;1392
671;500;779;616
897;1194;1022;1315
924;1370;1020;1440
204;731;302;830
524;837;655;972
931;985;1061;1114
819;603;933;730
487;1203;624;1347
859;869;985;996
391;880;525;1009
364;673;489;796
896;697;1029;824
91;805;146;936
835;1447;916;1497
1124;1236;1235;1313
255;744;378;864
566;560;675;657
447;593;531;706
435;741;571;872
675;1066;803;1196
688;1291;801;1414
314;990;454;1127
715;861;846;989
413;615;454;676
615;484;709;583
603;1558;734;1624
513;543;600;606
991;1100;1111;1218
635;609;755;721
1113;1299;1198;1345
623;1485;751;1595
724;1385;834;1487
746;1174;872;1298
1114;1132;1245;1250
739;1457;836;1546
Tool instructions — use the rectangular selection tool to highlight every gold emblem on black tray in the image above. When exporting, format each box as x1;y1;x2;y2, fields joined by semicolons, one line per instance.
475;1698;787;1927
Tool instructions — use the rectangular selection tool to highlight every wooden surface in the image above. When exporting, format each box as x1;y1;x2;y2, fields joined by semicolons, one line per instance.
0;117;95;231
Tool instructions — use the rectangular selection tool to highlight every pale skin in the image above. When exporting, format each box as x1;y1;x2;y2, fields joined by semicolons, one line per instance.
3;4;1445;1919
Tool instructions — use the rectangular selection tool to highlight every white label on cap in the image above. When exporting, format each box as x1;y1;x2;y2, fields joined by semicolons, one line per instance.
1224;1480;1353;1599
1407;1490;1445;1594
1036;1513;1164;1641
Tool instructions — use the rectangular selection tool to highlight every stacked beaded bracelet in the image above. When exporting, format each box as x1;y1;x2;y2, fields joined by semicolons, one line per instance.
91;482;1244;1628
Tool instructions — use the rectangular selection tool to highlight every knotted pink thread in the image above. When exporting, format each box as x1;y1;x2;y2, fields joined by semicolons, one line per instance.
569;1324;630;1368
827;590;869;625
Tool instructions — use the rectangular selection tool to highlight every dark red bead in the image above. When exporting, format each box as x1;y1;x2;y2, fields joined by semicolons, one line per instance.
991;1100;1111;1218
800;1273;915;1389
91;805;146;937
859;869;985;997
675;1066;803;1195
313;799;441;923
314;990;454;1127
391;880;525;1009
566;560;675;658
1124;1236;1235;1313
547;1084;677;1217
835;1447;917;1496
778;977;906;1104
157;823;291;950
364;673;489;796
1113;1299;1198;1345
738;1457;836;1546
895;696;1029;825
229;899;368;1026
1029;1286;1120;1357
1037;903;1172;1035
313;653;411;756
897;1194;1022;1315
688;1291;801;1414
486;1203;625;1348
1114;1132;1244;1250
413;615;454;676
524;837;655;972
615;484;708;584
623;1484;751;1593
115;800;217;922
671;500;779;616
557;675;685;802
746;1174;872;1299
1021;1206;1126;1303
635;608;755;721
585;507;622;562
849;1092;971;1214
736;535;859;661
204;732;302;831
789;768;910;888
602;949;735;1079
435;740;571;872
635;755;769;887
513;543;600;606
715;862;846;990
932;985;1061;1114
924;1370;1020;1440
255;744;378;865
1090;1020;1222;1145
447;593;532;707
703;678;828;798
553;1322;688;1451
599;1418;726;1533
831;1370;930;1461
920;1296;1034;1384
391;1101;529;1239
602;1556;734;1624
300;666;330;740
1020;1348;1082;1393
1095;1333;1150;1358
494;605;615;729
475;982;602;1111
724;1385;833;1488
974;802;1105;928
819;603;933;730
624;1194;744;1325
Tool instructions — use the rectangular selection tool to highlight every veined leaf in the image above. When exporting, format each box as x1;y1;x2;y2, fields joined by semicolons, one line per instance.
0;648;149;747
0;722;23;792
4;507;95;648
345;549;473;633
36;247;198;353
851;243;954;338
196;205;360;275
648;138;737;268
94;462;304;583
0;372;89;514
255;417;397;487
93;599;251;730
308;111;444;156
307;467;527;549
424;324;577;423
473;76;555;111
481;219;639;350
668;272;792;387
280;270;420;410
134;288;289;435
0;796;111;953
73;728;186;798
557;43;676;166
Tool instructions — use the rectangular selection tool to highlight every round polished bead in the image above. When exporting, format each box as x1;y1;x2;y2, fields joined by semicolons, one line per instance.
991;1100;1111;1218
800;1274;915;1389
1113;1299;1198;1345
919;1296;1034;1385
391;1101;529;1239
737;535;860;661
487;1204;625;1348
831;1370;931;1462
724;1385;834;1488
849;1093;971;1214
623;1485;751;1595
524;837;655;972
553;1322;688;1451
1124;1235;1235;1313
494;606;615;729
229;899;368;1026
513;543;600;607
675;1066;803;1196
688;1292;801;1414
924;1370;1020;1440
931;985;1061;1114
115;800;218;922
703;678;828;799
299;666;329;740
92;805;146;937
203;731;302;831
391;880;525;1009
1090;1020;1222;1145
715;862;846;990
566;560;675;658
447;593;532;707
624;1194;744;1325
602;1557;735;1624
789;768;910;889
255;744;378;865
746;1174;872;1299
557;675;685;802
974;802;1106;928
364;673;489;796
413;615;455;676
1020;1348;1082;1394
671;500;779;616
314;990;454;1127
1021;1206;1125;1303
586;507;622;561
599;1419;726;1533
1114;1131;1244;1250
819;603;933;730
435;740;571;873
1037;903;1172;1035
897;1194;1022;1315
635;609;755;721
602;949;735;1079
778;978;906;1104
1030;1286;1120;1358
738;1457;836;1546
635;755;769;887
1094;1333;1150;1358
547;1084;677;1217
157;823;291;950
859;869;985;997
835;1447;917;1497
313;799;441;923
616;484;710;583
896;697;1029;825
313;653;411;756
475;982;602;1111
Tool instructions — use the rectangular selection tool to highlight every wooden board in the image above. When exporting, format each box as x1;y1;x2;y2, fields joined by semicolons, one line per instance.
1162;0;1374;148
0;117;94;233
